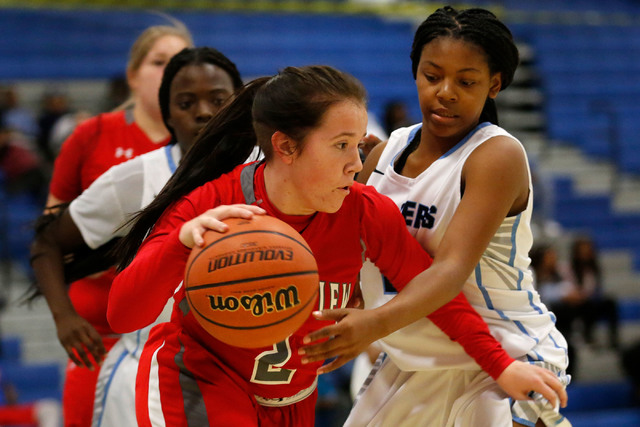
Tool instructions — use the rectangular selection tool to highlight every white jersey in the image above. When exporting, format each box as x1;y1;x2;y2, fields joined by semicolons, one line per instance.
362;122;568;372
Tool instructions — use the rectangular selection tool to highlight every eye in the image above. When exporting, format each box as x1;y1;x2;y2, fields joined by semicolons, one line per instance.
336;142;348;150
424;73;438;82
460;79;476;87
178;101;192;110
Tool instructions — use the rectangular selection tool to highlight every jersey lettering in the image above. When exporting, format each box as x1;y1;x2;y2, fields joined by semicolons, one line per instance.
251;338;295;384
317;281;352;310
401;201;437;230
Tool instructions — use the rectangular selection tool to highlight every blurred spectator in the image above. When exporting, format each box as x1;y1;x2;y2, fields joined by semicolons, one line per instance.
0;368;61;427
530;243;579;377
36;91;71;163
382;99;412;136
0;86;37;140
48;110;92;157
568;235;619;350
0;125;47;204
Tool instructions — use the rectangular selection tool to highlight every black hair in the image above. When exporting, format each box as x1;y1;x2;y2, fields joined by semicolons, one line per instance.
410;6;520;125
116;65;367;269
158;47;244;142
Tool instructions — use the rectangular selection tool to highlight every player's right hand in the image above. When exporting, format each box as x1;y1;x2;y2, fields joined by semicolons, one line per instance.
179;204;266;248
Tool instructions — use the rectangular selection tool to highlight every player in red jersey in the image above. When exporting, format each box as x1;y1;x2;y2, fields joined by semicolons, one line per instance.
109;66;566;426
39;22;192;427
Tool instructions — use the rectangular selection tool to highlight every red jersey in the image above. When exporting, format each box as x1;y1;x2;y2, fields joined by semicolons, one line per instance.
49;109;169;201
109;162;512;407
49;109;169;336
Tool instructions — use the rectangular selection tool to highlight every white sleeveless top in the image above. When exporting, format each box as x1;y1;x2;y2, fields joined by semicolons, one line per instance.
362;122;567;371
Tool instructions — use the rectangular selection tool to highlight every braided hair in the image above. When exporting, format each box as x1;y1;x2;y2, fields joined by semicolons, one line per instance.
410;6;519;124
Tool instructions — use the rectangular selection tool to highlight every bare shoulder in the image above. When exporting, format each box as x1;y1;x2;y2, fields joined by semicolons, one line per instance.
357;141;387;184
465;134;528;177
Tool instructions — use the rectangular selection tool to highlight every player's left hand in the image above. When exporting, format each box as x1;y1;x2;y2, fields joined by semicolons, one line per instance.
496;360;568;408
298;308;380;374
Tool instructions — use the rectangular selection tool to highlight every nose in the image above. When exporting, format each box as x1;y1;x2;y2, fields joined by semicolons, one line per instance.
436;79;457;102
347;145;363;175
196;101;215;123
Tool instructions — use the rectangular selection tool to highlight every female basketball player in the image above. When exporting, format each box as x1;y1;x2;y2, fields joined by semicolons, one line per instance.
108;65;565;426
301;7;569;427
33;47;244;427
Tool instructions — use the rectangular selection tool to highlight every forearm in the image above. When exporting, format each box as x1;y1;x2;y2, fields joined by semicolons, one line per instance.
370;260;465;338
108;228;190;332
428;293;514;379
30;234;78;321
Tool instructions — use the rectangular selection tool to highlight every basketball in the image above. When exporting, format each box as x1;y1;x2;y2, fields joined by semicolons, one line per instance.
184;215;319;348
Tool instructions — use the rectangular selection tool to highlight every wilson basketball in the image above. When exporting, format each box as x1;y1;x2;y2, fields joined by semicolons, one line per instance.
184;215;319;348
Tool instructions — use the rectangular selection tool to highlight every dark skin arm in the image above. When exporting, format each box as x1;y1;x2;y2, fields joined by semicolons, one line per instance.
30;209;106;369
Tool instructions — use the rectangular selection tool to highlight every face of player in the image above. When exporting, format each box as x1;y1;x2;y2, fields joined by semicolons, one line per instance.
287;100;367;215
129;35;190;119
167;63;236;152
415;36;501;146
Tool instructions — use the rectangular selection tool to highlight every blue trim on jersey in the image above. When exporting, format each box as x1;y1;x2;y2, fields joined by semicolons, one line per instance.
548;332;569;357
512;415;535;427
165;145;177;173
132;329;142;357
528;291;544;315
475;263;540;345
389;124;422;168
508;214;521;267
95;346;130;427
441;122;491;159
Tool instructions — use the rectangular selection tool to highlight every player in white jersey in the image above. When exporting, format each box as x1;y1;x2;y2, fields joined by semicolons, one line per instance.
30;47;247;427
342;7;571;427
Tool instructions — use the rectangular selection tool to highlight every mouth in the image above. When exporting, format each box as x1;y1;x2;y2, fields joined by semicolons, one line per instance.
432;108;457;119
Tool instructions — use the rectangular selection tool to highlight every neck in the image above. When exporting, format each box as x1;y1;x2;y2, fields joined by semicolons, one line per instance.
263;162;315;216
132;103;169;143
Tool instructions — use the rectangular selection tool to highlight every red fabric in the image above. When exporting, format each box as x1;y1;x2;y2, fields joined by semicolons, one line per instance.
136;323;317;426
49;110;168;202
111;162;512;422
62;337;118;427
0;404;37;425
0;142;40;181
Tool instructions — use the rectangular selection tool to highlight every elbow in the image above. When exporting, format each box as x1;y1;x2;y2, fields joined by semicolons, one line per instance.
107;288;145;333
107;303;145;334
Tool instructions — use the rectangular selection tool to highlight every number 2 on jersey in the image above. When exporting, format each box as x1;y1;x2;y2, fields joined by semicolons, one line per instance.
251;338;295;384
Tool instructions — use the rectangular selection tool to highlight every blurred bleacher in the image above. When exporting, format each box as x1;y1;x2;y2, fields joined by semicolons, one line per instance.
0;2;639;426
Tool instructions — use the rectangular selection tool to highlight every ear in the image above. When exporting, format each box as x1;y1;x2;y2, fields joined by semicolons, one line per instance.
126;68;137;92
488;72;502;99
271;131;296;164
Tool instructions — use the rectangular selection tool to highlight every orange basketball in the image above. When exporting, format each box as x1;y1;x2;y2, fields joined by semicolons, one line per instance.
184;215;319;348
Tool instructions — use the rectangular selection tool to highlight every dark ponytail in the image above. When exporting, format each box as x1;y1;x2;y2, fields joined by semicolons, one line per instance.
116;77;269;269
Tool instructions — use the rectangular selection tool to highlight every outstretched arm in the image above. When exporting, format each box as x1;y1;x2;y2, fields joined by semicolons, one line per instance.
30;209;106;369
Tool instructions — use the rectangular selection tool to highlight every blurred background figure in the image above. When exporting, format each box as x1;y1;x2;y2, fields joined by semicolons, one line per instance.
0;124;47;205
0;86;37;140
36;90;71;164
568;235;620;350
381;99;412;136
